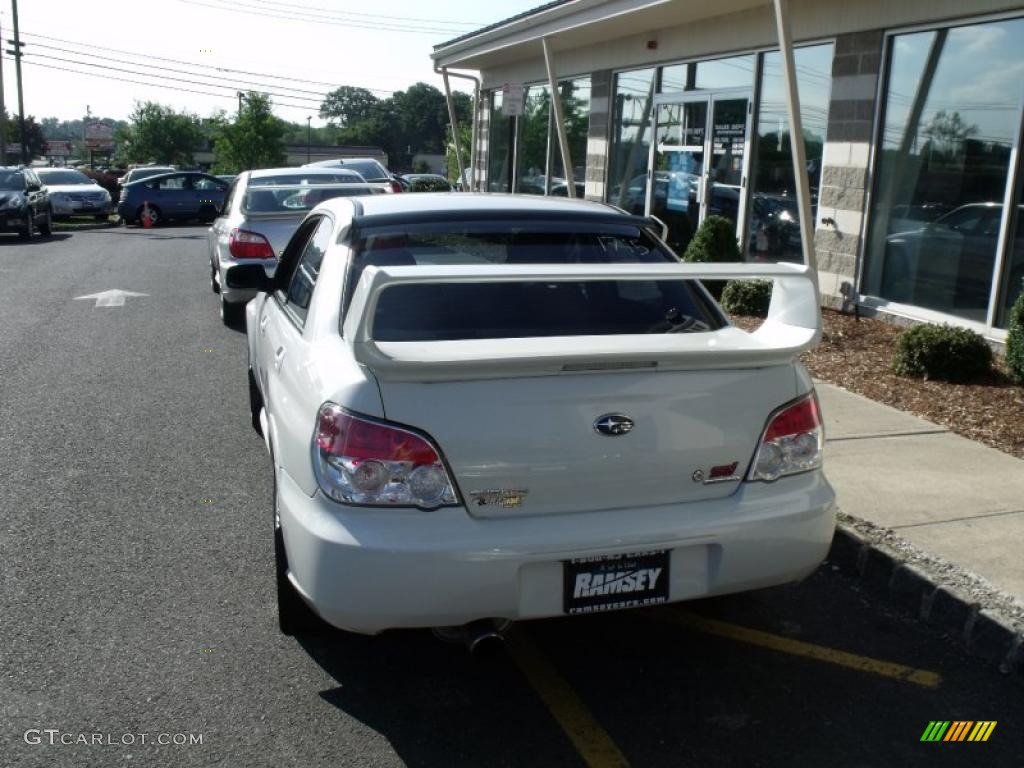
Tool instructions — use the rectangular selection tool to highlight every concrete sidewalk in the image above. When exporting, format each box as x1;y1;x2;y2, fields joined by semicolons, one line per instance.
817;381;1024;601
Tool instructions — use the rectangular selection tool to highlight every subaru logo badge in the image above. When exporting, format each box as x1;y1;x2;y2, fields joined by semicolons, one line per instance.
594;414;634;436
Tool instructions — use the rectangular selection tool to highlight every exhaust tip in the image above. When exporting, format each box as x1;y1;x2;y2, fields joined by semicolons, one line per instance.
432;619;509;656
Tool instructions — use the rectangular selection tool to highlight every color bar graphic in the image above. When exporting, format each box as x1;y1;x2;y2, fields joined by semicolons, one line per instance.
921;721;950;741
920;721;996;742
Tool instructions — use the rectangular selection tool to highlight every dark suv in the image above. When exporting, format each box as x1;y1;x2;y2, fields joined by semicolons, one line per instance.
0;167;52;239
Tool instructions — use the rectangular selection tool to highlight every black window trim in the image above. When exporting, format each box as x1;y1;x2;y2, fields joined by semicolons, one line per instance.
273;212;333;330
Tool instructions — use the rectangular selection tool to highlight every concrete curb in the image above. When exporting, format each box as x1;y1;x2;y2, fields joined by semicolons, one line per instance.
828;524;1024;679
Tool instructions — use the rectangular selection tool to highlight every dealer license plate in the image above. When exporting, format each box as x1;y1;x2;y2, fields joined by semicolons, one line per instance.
563;550;670;615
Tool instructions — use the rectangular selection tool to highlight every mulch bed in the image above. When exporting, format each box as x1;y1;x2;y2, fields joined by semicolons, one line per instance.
731;309;1024;460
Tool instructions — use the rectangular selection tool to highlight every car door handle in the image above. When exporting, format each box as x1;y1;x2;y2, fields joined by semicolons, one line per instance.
273;347;286;372
260;315;269;335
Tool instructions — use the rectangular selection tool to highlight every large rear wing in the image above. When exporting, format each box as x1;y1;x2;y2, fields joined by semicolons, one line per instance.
343;262;821;381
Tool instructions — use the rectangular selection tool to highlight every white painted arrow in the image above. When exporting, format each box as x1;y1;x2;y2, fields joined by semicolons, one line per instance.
74;289;149;307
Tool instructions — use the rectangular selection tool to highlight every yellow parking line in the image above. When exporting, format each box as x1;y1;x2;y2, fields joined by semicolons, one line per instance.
664;610;941;689
506;626;631;768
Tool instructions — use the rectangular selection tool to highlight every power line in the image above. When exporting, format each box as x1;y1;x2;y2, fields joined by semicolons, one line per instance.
22;42;331;101
175;0;470;36
16;29;394;94
243;0;482;28
19;59;317;114
21;51;325;107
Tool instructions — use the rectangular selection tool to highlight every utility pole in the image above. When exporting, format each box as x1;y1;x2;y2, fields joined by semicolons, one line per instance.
9;0;26;165
0;16;6;165
237;91;245;118
306;116;311;163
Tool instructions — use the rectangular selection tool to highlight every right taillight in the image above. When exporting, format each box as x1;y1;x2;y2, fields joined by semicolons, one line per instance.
312;403;458;510
747;393;823;482
228;228;275;259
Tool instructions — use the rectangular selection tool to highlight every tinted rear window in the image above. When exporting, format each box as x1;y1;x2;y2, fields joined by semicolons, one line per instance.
249;173;361;186
338;160;387;181
242;184;380;213
350;226;722;341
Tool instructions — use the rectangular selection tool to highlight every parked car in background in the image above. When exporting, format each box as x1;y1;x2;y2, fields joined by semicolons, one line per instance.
216;174;237;184
402;173;453;192
117;165;175;186
208;167;377;325
0;167;52;239
36;168;113;220
117;171;229;226
225;193;834;637
303;158;402;193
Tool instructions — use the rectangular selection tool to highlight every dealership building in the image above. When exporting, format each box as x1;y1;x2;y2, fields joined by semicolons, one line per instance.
432;0;1024;342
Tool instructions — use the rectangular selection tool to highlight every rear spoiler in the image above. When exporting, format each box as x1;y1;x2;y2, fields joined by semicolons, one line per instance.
343;262;821;381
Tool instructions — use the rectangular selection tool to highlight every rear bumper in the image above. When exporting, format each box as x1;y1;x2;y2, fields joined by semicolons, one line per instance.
277;468;836;634
217;256;275;304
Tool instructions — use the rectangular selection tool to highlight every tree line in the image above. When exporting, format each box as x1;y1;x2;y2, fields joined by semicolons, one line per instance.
37;82;473;175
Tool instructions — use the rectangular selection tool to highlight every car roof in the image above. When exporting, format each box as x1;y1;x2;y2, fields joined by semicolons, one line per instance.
315;192;624;225
248;167;363;179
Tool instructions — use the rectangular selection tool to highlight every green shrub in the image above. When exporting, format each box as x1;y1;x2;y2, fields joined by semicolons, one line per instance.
721;279;773;317
892;323;993;382
1007;288;1024;384
682;215;742;299
409;176;452;193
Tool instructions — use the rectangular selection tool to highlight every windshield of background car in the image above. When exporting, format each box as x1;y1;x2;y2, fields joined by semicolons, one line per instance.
347;223;723;341
38;170;92;185
0;171;25;190
249;173;364;187
339;161;387;181
242;184;379;214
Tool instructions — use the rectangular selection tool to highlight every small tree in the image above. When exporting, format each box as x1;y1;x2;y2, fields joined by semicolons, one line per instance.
1006;288;1024;384
682;215;742;300
212;93;286;173
121;102;203;166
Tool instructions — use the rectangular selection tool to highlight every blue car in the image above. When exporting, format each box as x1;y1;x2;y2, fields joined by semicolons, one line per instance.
117;171;229;226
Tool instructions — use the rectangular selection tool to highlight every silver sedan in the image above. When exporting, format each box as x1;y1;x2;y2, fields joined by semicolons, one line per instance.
207;167;379;326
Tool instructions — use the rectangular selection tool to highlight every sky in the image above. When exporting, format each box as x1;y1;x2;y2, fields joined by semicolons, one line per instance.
0;0;541;126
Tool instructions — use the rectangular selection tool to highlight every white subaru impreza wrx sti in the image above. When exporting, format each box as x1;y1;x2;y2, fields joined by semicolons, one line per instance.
227;194;836;636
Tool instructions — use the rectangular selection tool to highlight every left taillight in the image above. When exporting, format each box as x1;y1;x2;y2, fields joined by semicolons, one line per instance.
312;403;458;510
747;393;823;482
389;179;403;193
228;228;275;259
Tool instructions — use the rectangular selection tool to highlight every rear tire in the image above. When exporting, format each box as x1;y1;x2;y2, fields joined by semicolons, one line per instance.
135;204;161;227
210;263;220;294
220;295;243;327
273;454;323;636
248;368;263;436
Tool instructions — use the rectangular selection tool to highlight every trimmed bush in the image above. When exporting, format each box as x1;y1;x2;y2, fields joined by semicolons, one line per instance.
409;176;452;193
682;215;742;300
1007;288;1024;384
892;323;993;382
721;279;773;317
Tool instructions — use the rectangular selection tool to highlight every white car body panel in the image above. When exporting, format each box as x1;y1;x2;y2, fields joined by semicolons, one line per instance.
246;194;836;634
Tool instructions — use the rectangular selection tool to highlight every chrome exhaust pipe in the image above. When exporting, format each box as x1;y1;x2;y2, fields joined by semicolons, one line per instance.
432;619;509;655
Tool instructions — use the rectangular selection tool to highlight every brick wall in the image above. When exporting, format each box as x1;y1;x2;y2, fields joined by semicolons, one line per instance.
814;29;884;304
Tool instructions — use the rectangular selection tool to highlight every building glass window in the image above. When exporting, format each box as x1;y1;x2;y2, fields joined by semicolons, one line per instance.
695;54;756;90
487;90;513;193
515;84;551;194
607;67;657;214
749;43;834;262
997;174;1024;327
863;17;1024;323
549;77;590;197
659;63;689;93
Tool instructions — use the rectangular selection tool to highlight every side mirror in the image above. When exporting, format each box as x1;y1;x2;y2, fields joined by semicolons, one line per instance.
225;263;275;293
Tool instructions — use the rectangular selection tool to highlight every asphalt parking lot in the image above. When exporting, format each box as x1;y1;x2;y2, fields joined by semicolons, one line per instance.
1;222;1022;768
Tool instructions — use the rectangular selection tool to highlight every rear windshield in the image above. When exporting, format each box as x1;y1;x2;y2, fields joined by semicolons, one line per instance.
249;173;362;186
242;184;379;214
337;160;387;181
349;225;723;341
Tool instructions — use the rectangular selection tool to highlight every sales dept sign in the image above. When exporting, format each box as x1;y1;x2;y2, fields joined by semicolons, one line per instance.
502;83;524;117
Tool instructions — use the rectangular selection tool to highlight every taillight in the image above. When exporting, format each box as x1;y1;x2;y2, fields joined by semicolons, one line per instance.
228;228;275;259
747;393;823;482
389;179;403;193
312;404;458;509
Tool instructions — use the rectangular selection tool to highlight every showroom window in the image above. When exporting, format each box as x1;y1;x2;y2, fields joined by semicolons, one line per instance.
607;67;657;214
514;84;551;194
549;77;591;197
487;90;513;193
863;16;1024;326
749;43;834;262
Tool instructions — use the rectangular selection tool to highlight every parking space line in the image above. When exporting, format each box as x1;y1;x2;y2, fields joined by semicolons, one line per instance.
506;626;632;768
664;610;942;689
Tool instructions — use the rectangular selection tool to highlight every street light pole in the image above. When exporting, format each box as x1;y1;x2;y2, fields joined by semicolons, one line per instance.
10;0;27;165
306;116;311;163
0;17;6;165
